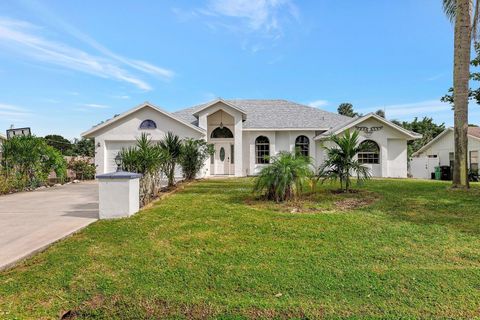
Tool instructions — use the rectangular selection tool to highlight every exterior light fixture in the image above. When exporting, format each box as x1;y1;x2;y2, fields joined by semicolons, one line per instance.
114;154;123;172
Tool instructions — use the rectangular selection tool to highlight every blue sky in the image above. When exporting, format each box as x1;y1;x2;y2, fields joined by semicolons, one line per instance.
0;0;476;139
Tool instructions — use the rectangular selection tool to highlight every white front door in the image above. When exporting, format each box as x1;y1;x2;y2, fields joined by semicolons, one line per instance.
214;143;231;175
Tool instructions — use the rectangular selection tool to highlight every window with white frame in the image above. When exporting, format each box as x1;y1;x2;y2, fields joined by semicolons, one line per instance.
255;136;270;164
295;135;310;157
358;140;380;164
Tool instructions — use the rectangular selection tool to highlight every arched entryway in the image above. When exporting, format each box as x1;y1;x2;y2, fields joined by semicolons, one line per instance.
208;110;235;175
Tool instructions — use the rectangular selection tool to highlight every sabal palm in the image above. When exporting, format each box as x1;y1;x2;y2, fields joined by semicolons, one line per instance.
158;131;182;187
442;0;480;188
319;130;370;192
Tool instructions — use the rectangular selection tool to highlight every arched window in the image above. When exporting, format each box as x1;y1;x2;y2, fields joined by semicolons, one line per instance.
139;119;157;129
211;127;234;139
295;135;310;157
358;140;380;164
255;136;270;164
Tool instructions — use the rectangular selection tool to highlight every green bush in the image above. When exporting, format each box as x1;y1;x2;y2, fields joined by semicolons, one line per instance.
68;159;96;180
1;135;67;190
119;133;165;175
179;139;214;181
253;151;313;202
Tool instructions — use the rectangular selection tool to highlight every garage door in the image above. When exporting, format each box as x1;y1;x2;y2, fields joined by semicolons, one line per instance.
105;141;136;173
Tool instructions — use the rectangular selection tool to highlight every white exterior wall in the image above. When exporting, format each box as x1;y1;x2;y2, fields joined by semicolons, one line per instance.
415;130;480;166
98;178;140;219
92;106;205;175
411;130;480;178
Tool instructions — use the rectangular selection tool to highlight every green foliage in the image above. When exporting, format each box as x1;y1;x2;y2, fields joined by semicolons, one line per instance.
337;102;359;117
1;135;67;189
375;109;385;118
119;133;165;175
68;159;96;180
179;138;214;180
392;117;446;157
319;130;371;192
253;151;313;202
442;43;480;106
72;138;95;157
158;132;182;188
43;134;73;155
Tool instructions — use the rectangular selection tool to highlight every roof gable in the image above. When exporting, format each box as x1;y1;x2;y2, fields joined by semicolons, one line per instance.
314;113;422;140
412;127;480;156
82;102;205;138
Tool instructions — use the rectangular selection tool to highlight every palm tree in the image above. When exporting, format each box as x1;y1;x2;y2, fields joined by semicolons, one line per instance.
158;132;182;188
443;0;480;188
318;130;371;193
253;151;313;202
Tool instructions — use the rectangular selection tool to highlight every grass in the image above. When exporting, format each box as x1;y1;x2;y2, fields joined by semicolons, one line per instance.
1;178;480;319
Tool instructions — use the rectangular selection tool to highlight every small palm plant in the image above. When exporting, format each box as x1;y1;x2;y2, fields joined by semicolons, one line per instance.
253;151;313;202
120;133;165;174
158;132;182;188
319;129;371;192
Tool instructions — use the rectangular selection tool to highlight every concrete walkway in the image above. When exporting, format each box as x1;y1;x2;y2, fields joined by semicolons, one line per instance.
0;181;98;270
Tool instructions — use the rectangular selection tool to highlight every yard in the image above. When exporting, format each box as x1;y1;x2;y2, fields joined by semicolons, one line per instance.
1;178;480;319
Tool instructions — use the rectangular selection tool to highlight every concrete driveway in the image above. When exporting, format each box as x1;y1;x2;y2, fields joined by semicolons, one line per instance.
0;181;98;270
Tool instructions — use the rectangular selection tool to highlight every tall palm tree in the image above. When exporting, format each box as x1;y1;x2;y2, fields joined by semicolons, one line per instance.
443;0;480;188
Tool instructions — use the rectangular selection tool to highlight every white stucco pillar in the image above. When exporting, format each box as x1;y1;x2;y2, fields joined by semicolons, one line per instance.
97;171;142;219
234;115;243;176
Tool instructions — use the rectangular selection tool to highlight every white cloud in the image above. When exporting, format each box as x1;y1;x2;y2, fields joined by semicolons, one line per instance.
373;100;452;118
0;103;32;117
308;100;329;108
0;17;174;91
82;103;110;109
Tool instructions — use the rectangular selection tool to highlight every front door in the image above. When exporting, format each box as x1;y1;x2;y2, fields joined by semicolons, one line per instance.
214;143;231;175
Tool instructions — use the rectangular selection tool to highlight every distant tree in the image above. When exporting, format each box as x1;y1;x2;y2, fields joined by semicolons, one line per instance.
44;134;73;155
392;117;445;157
375;109;385;118
337;103;359;117
72;138;95;157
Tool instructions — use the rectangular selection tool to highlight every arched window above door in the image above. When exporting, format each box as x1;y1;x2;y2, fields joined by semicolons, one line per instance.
211;127;234;139
139;119;157;129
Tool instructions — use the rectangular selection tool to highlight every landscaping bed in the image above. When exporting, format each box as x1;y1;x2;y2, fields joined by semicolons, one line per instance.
1;178;480;319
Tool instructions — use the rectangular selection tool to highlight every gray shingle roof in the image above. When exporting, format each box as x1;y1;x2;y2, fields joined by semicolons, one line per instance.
173;99;352;130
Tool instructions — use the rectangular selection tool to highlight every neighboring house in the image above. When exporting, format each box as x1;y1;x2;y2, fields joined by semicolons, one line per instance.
0;133;6;157
82;99;421;178
410;127;480;179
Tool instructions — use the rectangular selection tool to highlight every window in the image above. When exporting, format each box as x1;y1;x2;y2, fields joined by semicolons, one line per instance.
231;144;234;164
295;135;310;157
427;155;438;158
139;119;157;129
470;151;478;171
358;140;380;164
211;127;233;139
255;136;270;164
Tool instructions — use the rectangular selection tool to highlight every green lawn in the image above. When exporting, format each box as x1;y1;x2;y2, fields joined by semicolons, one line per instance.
1;178;480;319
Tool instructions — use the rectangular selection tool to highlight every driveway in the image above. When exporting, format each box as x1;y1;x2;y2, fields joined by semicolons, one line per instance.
0;181;98;270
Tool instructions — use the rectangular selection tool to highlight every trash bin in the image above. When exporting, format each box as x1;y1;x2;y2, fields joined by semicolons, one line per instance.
434;166;441;180
440;166;451;180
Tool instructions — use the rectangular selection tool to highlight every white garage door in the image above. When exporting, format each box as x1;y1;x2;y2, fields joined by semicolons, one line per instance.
105;141;136;173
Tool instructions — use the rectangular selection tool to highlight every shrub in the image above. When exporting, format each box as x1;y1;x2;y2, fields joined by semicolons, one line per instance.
318;129;371;192
1;135;67;189
68;159;96;180
253;151;313;202
179;139;214;180
120;133;165;175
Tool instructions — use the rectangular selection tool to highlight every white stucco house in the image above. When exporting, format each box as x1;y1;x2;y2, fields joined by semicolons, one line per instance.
0;133;6;156
410;127;480;179
82;99;421;178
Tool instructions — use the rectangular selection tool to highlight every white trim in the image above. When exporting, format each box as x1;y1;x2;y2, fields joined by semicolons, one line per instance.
243;128;328;131
81;101;205;137
412;127;480;157
314;113;422;141
192;98;247;117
